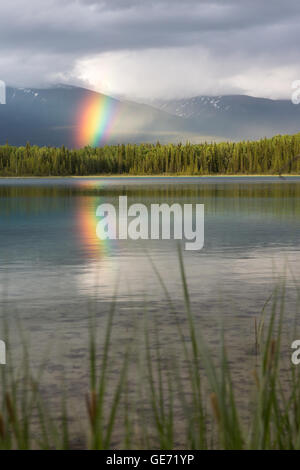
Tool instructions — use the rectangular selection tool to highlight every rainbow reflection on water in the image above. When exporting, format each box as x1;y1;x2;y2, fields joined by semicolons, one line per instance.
76;181;111;258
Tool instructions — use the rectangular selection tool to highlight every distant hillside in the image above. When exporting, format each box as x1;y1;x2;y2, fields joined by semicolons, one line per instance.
1;86;300;147
0;85;204;148
151;95;300;140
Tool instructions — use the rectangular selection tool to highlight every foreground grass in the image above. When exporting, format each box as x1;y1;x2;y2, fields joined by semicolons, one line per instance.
0;250;300;449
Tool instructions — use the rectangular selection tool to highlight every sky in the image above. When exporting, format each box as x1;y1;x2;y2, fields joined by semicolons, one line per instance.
0;0;300;100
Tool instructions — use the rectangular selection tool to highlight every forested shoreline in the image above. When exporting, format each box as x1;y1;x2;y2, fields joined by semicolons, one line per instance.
1;133;300;176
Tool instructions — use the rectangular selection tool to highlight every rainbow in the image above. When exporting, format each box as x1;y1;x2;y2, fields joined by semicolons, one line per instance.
77;93;119;148
76;182;110;258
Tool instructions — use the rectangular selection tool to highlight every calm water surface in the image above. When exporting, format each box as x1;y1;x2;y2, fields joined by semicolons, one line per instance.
1;176;300;440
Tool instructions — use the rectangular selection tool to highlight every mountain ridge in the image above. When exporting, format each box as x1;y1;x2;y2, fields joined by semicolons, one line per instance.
0;85;300;147
0;85;206;148
149;94;300;139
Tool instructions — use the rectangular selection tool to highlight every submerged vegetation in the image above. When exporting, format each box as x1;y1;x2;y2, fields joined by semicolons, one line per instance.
1;133;300;176
0;251;299;450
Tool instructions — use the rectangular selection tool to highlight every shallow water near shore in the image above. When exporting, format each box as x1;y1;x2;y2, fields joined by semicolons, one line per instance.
0;176;300;446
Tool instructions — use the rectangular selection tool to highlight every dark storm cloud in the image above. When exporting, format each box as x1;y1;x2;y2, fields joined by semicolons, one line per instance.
1;0;299;53
0;0;299;97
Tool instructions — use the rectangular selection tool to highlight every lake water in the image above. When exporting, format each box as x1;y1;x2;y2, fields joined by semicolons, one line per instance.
1;176;300;444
